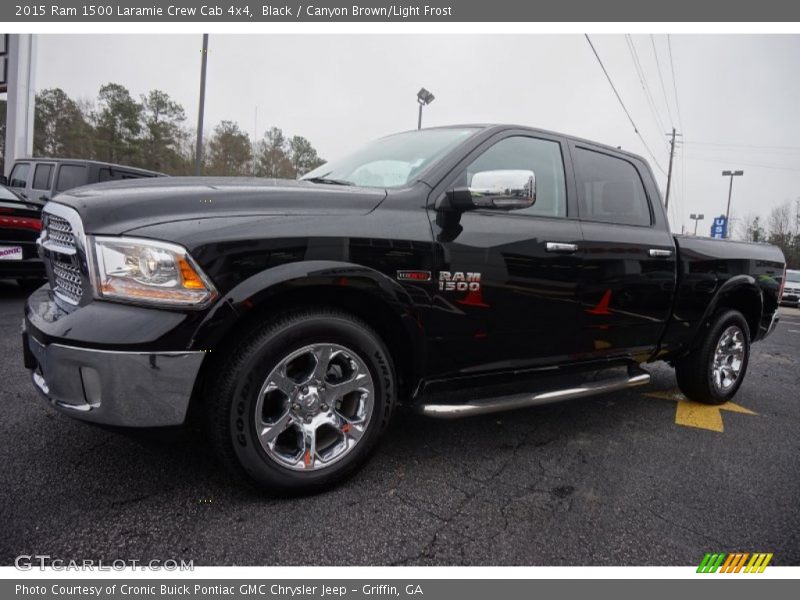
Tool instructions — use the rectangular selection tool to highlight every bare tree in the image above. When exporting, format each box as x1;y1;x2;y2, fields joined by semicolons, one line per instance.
738;213;765;242
256;127;293;178
765;201;798;266
767;202;793;245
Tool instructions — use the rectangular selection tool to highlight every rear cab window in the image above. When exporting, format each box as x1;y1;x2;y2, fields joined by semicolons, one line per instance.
8;163;30;189
55;165;88;192
573;147;652;226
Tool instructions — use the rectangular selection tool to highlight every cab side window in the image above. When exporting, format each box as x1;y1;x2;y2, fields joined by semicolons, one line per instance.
458;136;568;218
574;147;652;226
55;165;87;192
33;164;53;190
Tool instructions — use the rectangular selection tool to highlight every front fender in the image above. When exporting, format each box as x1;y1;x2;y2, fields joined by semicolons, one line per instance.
188;259;425;357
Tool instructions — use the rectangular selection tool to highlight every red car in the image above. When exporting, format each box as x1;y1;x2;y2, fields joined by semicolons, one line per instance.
0;184;44;289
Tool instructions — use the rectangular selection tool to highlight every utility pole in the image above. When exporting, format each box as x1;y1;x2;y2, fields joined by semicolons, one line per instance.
253;105;258;176
194;34;209;176
664;127;682;209
722;170;744;238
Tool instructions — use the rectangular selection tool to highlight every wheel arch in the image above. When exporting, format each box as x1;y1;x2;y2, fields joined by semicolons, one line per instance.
187;261;426;421
693;276;763;349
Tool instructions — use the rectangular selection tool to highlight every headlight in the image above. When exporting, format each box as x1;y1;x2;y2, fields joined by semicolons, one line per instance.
92;236;217;307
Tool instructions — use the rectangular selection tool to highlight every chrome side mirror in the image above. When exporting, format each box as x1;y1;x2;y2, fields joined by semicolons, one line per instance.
439;169;536;212
469;169;536;210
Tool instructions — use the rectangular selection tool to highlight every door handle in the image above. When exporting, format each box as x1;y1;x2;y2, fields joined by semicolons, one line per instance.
546;242;578;254
649;248;673;258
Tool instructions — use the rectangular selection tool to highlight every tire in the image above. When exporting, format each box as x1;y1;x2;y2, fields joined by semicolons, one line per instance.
206;309;396;494
675;309;750;405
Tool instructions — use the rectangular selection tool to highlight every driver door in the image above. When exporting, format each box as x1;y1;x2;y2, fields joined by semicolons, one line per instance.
426;132;587;376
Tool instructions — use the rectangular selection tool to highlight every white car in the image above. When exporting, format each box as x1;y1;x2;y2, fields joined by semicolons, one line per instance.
782;269;800;307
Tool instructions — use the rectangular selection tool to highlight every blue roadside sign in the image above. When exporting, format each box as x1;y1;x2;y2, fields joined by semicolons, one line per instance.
711;216;727;239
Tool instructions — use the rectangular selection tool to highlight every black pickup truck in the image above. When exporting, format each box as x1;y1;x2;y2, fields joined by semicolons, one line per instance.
22;125;785;492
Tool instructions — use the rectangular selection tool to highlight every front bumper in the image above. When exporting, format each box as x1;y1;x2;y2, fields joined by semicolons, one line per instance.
24;332;204;427
780;291;799;305
23;286;206;427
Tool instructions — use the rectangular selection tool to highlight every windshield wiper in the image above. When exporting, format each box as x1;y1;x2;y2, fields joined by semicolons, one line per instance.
303;176;354;186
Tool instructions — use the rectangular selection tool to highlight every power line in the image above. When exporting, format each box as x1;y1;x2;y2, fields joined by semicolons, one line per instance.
666;35;684;132
650;35;674;127
625;34;669;144
584;34;668;176
664;34;685;230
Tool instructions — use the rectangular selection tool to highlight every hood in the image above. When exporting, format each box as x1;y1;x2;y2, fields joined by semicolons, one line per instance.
51;176;387;235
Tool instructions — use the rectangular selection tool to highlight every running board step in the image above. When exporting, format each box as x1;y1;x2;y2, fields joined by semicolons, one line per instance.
417;368;651;419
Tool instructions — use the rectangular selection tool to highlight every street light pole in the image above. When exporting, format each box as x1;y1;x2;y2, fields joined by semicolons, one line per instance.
689;213;704;236
722;170;743;238
416;87;435;130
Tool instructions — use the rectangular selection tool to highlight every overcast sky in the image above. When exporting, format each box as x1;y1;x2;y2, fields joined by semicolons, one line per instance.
34;33;800;234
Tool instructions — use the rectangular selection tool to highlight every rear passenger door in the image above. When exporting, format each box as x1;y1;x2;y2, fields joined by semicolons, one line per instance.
31;162;56;203
570;143;676;361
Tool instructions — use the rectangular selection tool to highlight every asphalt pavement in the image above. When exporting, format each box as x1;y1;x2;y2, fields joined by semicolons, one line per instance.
1;279;798;566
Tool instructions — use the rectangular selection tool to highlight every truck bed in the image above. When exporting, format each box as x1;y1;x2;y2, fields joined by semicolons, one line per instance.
656;235;785;358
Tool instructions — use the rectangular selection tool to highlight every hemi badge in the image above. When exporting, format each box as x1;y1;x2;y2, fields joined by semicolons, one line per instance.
396;270;432;282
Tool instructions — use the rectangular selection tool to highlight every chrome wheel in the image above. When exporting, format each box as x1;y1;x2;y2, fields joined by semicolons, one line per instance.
254;343;374;471
711;325;745;393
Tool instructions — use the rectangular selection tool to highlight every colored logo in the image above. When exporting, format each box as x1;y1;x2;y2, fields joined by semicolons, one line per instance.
396;270;431;282
697;552;773;573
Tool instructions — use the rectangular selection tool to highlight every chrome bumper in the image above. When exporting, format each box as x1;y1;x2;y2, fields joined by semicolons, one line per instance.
26;335;204;427
780;292;799;304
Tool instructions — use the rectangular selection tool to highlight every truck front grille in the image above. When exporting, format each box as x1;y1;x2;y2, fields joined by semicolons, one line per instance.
41;205;88;306
51;257;83;303
44;214;77;253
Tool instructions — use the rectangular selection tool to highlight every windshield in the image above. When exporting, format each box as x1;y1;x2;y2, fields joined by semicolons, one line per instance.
787;271;800;283
301;128;479;188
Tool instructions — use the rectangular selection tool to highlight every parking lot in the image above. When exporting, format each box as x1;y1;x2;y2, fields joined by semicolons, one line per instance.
1;280;798;566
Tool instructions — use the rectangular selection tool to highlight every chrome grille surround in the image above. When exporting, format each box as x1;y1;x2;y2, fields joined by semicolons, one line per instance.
39;203;91;307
